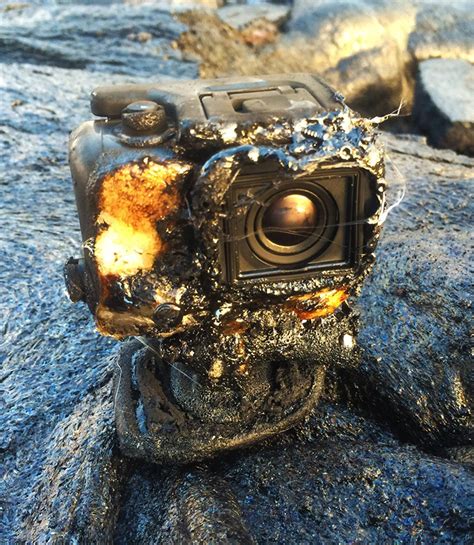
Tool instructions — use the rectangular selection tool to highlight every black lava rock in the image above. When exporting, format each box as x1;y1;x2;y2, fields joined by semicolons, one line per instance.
1;3;472;544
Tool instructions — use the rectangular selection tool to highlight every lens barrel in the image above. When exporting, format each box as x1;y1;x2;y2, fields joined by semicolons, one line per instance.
262;194;318;246
245;182;338;266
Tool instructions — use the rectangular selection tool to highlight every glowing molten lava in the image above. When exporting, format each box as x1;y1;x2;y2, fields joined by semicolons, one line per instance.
94;158;189;277
285;287;349;320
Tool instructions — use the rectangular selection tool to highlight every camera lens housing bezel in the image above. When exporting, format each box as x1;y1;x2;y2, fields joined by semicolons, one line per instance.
220;166;375;285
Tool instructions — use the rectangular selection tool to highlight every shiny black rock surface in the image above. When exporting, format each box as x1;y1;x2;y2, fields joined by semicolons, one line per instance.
1;3;472;544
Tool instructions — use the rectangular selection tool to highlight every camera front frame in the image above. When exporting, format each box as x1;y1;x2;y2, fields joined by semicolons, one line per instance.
220;166;373;285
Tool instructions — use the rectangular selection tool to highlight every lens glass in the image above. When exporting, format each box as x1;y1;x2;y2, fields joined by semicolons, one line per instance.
262;194;317;246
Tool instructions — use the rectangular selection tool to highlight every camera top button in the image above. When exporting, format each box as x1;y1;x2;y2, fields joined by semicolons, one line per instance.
121;100;168;133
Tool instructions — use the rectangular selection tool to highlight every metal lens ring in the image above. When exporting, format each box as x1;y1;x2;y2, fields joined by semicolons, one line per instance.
245;182;339;265
257;190;326;254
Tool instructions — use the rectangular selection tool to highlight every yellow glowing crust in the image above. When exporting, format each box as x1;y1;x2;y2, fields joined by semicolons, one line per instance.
95;159;189;278
284;288;349;320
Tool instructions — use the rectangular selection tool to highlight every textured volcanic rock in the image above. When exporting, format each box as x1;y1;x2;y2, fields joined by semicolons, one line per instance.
354;132;473;448
1;2;473;544
223;416;473;544
408;2;474;64
114;405;473;544
18;384;126;544
0;3;196;77
217;3;291;29
413;59;474;156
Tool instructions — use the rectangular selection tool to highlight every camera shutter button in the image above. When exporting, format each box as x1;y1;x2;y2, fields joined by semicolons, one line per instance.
122;101;167;132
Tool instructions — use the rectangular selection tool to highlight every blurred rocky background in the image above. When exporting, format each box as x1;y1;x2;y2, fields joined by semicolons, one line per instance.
1;0;473;153
1;1;473;543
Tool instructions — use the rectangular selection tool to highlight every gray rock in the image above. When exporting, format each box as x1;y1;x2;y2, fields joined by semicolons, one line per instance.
286;1;474;118
0;4;194;534
224;424;473;544
409;4;474;64
3;0;224;6
353;132;473;447
0;4;197;77
322;41;405;114
217;3;290;29
289;0;415;41
168;0;224;7
256;0;417;112
413;58;474;156
1;3;473;543
18;384;126;544
114;404;473;544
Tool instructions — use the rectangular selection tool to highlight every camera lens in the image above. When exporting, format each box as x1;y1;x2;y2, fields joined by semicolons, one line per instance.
262;194;317;246
223;169;365;283
244;182;338;266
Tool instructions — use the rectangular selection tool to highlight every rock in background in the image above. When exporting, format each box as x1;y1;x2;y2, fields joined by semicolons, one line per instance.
177;0;474;154
414;58;474;155
409;2;474;64
0;1;473;544
410;2;474;155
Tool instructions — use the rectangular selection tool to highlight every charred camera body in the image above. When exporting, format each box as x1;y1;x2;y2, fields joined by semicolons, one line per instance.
65;74;386;464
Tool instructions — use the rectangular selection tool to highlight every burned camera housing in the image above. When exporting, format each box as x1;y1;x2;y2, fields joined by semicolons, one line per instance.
66;74;386;464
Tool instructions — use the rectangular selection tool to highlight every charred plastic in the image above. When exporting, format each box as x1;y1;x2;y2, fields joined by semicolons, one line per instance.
65;74;386;463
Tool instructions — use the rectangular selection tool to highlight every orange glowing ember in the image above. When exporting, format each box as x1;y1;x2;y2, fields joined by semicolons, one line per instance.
285;287;349;320
94;158;190;277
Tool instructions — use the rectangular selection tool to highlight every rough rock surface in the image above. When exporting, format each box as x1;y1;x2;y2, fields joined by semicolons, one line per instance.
413;58;474;156
114;405;473;544
354;132;473;449
1;2;473;544
0;4;196;77
409;3;474;64
217;3;290;29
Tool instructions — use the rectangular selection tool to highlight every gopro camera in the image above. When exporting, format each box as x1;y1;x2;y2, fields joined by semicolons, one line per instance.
65;74;386;464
